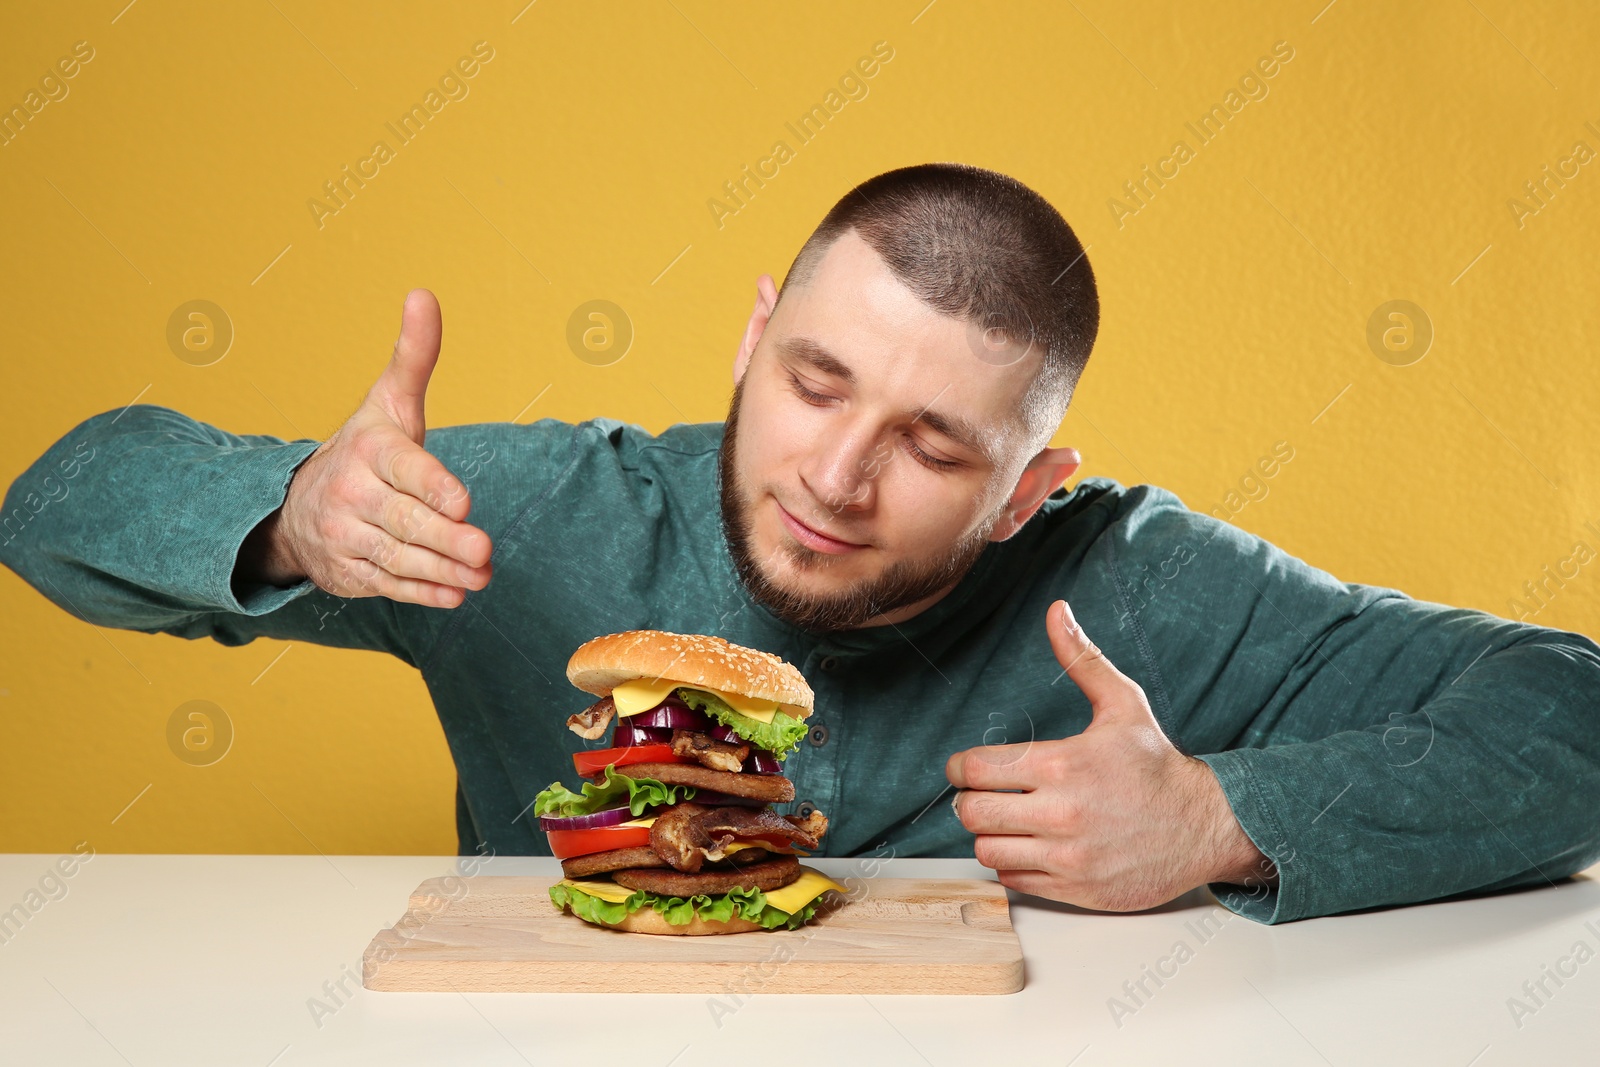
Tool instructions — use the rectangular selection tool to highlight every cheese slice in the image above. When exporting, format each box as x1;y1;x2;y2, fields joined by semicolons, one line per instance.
560;876;637;903
761;868;847;914
558;865;846;915
611;678;801;724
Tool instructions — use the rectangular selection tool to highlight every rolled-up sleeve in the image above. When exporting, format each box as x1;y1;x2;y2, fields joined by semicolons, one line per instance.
0;404;410;659
1105;486;1600;922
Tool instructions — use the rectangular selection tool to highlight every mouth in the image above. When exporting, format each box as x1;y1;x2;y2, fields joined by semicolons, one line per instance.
775;501;869;556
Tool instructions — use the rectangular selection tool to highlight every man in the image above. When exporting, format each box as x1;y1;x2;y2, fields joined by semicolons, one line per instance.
4;163;1598;924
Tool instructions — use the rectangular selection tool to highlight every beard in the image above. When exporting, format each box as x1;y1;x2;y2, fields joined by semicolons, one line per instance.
716;376;998;633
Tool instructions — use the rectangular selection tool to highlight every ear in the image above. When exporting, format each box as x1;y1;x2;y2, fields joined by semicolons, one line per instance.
988;446;1082;542
733;273;781;385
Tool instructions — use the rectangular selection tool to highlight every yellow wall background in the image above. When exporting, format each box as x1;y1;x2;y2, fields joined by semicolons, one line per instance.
2;2;1597;854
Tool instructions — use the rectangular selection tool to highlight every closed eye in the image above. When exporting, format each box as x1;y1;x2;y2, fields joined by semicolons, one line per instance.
905;436;959;471
786;370;834;405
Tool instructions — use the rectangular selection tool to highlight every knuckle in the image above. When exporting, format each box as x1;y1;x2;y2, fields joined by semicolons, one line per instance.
389;445;421;488
1044;839;1081;873
428;467;467;511
1044;792;1080;833
368;532;402;568
347;429;381;469
350;477;385;519
1039;743;1072;776
383;495;427;542
426;557;453;586
315;514;347;546
973;836;1002;868
965;792;998;827
325;474;358;509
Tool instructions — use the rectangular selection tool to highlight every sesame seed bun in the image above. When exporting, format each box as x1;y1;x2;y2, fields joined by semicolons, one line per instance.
566;630;814;718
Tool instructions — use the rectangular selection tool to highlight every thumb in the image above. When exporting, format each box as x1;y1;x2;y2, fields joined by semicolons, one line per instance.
1046;599;1132;721
369;288;442;443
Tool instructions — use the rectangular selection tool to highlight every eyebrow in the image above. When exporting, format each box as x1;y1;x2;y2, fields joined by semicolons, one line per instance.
775;335;997;463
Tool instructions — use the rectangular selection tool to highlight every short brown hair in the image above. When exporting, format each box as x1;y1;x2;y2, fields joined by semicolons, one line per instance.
780;162;1099;447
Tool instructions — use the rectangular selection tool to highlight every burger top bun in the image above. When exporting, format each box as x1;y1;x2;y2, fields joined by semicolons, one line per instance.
566;630;814;718
588;905;767;936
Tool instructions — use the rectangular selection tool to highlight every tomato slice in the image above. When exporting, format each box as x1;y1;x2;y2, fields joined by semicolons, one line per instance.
546;825;652;860
741;832;807;851
572;744;687;778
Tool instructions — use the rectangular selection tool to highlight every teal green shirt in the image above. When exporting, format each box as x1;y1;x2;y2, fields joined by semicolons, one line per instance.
5;403;1599;924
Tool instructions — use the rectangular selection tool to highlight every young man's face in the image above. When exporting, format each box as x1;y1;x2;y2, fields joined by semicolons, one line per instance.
719;229;1079;632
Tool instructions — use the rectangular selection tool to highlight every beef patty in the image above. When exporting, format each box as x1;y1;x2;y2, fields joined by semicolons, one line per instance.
561;845;667;879
560;843;775;879
621;762;795;803
611;854;801;897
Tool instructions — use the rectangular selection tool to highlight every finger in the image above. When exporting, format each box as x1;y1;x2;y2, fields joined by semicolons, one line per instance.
369;428;473;523
994;868;1065;899
946;744;1038;791
327;555;465;608
351;522;491;591
1046;599;1133;715
952;789;1040;835
371;288;442;442
358;482;492;571
971;833;1048;872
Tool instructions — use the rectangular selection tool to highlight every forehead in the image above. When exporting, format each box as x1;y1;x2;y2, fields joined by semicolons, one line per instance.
769;231;1040;455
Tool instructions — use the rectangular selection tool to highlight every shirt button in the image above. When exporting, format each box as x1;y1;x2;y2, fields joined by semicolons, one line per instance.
807;723;830;747
819;656;839;671
796;800;817;819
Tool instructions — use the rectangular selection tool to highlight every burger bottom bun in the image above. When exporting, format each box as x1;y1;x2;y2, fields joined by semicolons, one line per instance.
570;904;767;936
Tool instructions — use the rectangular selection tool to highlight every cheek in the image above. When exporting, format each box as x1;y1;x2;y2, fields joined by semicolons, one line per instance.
740;385;846;490
876;469;979;546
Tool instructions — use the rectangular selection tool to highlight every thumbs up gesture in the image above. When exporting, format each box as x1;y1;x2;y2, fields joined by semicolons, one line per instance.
260;289;493;607
945;600;1273;911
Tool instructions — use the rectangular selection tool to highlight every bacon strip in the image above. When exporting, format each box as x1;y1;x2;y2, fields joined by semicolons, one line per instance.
669;728;749;773
565;696;616;740
650;802;829;873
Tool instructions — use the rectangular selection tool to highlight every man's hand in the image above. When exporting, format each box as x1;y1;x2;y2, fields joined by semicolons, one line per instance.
241;288;493;608
946;599;1274;911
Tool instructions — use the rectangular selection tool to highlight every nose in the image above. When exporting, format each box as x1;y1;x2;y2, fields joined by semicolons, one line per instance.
798;419;886;519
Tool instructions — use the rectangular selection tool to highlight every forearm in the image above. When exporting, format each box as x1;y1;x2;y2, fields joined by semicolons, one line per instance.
1199;632;1600;923
1;403;320;628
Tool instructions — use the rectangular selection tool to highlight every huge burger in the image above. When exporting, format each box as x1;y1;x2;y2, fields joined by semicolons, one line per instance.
537;630;847;935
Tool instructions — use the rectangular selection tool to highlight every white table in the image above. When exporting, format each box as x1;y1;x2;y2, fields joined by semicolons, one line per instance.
1;854;1595;1064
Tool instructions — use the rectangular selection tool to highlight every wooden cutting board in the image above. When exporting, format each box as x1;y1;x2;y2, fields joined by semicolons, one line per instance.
362;874;1024;994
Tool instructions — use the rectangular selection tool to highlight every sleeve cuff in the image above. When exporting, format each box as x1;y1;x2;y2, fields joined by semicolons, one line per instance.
209;440;322;616
1196;750;1305;924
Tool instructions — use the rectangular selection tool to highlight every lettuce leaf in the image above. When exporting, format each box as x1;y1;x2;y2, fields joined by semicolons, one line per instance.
676;688;809;760
549;881;823;931
532;764;697;818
